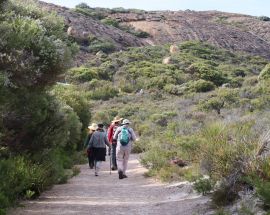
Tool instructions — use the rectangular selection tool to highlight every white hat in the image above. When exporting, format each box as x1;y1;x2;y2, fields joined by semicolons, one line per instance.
122;119;131;125
112;116;123;123
88;123;98;130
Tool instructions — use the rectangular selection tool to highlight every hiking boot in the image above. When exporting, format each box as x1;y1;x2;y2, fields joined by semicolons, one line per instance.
118;170;124;179
122;174;128;179
111;166;117;171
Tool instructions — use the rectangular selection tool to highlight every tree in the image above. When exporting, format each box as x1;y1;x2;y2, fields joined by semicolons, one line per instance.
0;0;75;151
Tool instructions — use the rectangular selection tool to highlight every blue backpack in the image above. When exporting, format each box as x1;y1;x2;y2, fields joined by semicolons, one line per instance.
120;127;131;146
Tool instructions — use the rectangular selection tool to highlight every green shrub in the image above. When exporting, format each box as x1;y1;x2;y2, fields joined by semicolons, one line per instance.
133;30;150;38
0;1;86;213
75;2;91;9
24;190;35;200
194;177;213;195
118;24;150;38
0;156;51;211
164;84;186;95
150;112;177;127
111;7;129;13
258;16;270;21
66;67;99;83
53;85;91;125
101;18;119;27
213;208;230;215
254;179;270;208
188;79;216;92
189;62;226;86
88;80;118;100
259;64;270;80
199;97;224;114
89;38;115;53
74;7;107;20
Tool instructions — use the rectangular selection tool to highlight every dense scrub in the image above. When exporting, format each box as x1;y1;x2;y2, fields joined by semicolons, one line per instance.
68;41;267;95
0;1;88;213
66;40;270;213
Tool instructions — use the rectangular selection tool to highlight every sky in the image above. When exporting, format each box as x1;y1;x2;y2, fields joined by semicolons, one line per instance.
43;0;270;17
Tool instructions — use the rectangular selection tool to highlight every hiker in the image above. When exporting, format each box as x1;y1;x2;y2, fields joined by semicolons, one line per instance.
84;123;98;169
107;116;123;170
113;119;137;179
88;123;111;176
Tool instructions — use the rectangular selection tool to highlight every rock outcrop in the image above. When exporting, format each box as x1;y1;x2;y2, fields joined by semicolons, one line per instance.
110;10;270;60
39;1;270;63
39;1;147;64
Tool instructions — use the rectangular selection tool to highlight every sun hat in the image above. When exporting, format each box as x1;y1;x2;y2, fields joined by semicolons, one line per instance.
112;116;123;123
122;119;131;125
88;123;98;131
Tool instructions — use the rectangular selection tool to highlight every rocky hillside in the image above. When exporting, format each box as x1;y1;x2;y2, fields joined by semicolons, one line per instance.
109;10;270;59
38;1;147;64
39;1;270;63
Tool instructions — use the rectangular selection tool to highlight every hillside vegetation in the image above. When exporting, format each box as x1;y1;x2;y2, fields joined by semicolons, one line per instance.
1;0;270;214
65;41;270;213
0;1;88;214
40;1;270;66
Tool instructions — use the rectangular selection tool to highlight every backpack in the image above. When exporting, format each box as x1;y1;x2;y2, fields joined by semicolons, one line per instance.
120;127;131;146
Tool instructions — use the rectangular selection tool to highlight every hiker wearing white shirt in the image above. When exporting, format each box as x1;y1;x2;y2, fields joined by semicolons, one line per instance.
113;119;137;179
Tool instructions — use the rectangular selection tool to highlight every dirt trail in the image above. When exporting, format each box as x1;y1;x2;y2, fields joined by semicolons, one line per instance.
9;154;211;215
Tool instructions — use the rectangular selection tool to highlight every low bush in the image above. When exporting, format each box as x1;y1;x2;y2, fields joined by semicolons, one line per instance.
66;67;99;83
259;64;270;80
188;79;216;92
0;156;53;212
194;177;213;195
87;80;119;100
88;38;116;53
101;18;119;27
258;16;270;21
199;97;225;114
118;24;150;38
74;7;107;20
188;62;226;86
164;84;185;95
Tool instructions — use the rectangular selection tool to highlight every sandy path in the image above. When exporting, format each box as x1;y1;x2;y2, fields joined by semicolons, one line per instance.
9;154;210;215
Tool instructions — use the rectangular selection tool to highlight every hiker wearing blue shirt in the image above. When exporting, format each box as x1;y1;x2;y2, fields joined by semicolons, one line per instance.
113;119;137;179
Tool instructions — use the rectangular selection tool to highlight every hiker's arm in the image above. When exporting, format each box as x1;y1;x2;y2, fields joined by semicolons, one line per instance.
104;135;111;148
88;134;94;149
113;127;120;141
130;129;137;141
84;134;90;148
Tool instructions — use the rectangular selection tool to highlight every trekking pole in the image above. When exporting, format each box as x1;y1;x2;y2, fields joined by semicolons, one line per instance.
109;147;112;175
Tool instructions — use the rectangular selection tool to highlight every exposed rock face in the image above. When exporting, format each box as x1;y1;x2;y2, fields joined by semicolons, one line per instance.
110;10;270;60
39;1;270;63
38;1;147;64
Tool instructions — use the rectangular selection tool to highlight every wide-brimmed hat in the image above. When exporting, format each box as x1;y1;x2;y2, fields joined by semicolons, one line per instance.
112;116;123;123
88;123;98;131
122;119;131;125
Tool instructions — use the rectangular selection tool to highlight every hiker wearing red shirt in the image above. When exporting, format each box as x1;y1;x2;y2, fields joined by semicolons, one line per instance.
107;116;123;170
